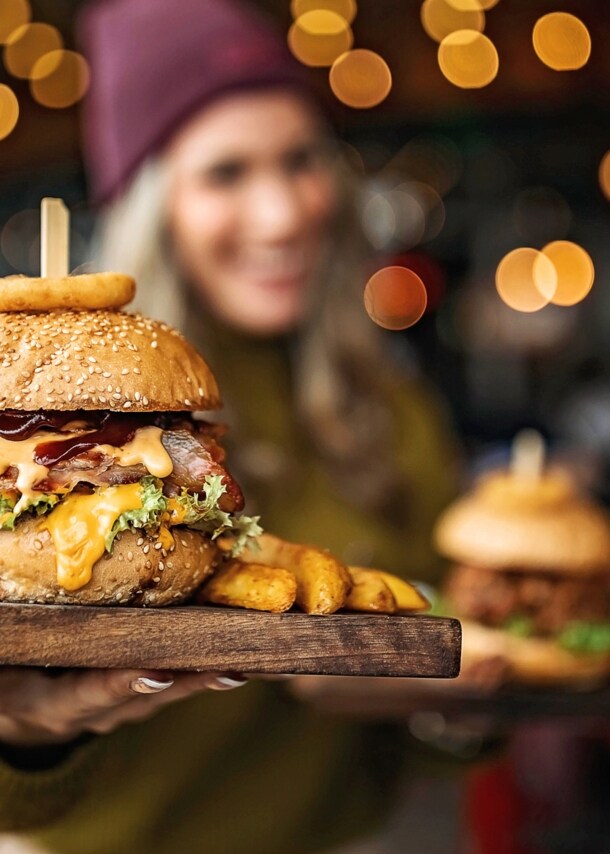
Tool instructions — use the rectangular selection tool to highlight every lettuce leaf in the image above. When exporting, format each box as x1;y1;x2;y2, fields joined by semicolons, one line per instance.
105;476;168;551
0;493;59;530
105;474;262;555
174;474;262;554
558;621;610;654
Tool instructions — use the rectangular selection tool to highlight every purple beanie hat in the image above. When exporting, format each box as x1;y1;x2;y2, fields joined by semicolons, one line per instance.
79;0;312;203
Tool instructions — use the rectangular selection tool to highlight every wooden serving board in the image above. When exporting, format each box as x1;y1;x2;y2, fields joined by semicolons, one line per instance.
0;603;461;678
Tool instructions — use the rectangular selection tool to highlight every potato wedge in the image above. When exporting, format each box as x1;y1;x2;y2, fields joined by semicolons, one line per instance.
345;567;397;614
349;567;430;612
374;571;430;612
238;533;351;615
198;561;296;613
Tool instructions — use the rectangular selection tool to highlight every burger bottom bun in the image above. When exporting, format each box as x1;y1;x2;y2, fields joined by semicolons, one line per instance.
0;518;218;607
460;619;610;689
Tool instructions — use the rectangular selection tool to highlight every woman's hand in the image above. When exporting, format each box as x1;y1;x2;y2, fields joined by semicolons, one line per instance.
0;667;246;747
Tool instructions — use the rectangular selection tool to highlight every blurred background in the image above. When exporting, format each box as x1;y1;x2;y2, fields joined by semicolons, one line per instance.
1;0;609;498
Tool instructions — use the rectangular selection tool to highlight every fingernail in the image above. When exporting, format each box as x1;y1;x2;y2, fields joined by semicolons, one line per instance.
209;674;248;691
130;677;175;694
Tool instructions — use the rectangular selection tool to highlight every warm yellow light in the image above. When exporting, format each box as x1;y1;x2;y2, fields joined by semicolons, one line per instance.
420;0;485;44
598;150;610;201
532;13;591;71
0;84;19;140
0;0;30;44
438;30;498;88
364;266;427;330
329;49;392;109
291;0;357;24
496;248;557;313
4;22;62;79
538;241;594;307
445;0;499;9
288;11;352;67
30;50;90;108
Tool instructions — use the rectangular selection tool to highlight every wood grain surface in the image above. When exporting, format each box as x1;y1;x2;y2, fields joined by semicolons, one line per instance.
0;603;461;677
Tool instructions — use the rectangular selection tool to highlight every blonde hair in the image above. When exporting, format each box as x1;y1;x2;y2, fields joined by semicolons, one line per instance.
96;155;404;511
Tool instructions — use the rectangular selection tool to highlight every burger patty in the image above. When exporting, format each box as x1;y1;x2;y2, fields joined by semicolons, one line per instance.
445;564;610;635
0;427;244;512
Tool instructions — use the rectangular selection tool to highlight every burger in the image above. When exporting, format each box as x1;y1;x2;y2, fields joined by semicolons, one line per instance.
0;280;260;607
434;469;610;686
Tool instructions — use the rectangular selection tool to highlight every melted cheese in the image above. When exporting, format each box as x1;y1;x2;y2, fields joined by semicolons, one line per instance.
0;431;86;514
41;483;143;591
98;426;173;478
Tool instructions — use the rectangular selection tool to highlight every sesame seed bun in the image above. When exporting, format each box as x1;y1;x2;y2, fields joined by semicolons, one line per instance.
0;309;220;412
435;471;610;575
460;618;610;688
0;517;218;606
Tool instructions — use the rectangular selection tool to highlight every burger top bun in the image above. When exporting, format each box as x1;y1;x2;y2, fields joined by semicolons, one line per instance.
435;470;610;575
0;309;220;412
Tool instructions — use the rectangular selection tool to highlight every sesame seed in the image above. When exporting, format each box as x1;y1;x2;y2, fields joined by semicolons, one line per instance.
153;576;161;583
154;542;163;550
136;537;144;546
34;539;43;550
127;551;133;561
143;544;150;554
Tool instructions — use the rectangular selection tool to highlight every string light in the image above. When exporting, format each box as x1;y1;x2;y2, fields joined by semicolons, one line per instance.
538;241;594;306
364;266;428;330
0;84;19;140
0;0;30;44
288;11;352;67
532;13;591;71
329;49;391;109
496;247;556;313
3;22;62;79
420;0;484;44
438;30;498;88
290;0;357;24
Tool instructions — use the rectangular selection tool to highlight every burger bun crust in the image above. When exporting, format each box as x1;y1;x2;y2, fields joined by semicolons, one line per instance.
460;618;610;688
0;518;218;607
0;309;220;412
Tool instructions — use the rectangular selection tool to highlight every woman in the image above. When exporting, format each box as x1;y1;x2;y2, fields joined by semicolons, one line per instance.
0;1;457;851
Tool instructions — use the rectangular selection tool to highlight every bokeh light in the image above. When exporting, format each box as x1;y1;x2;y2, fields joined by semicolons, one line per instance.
288;11;352;67
290;0;357;24
496;247;557;313
3;22;62;79
362;193;396;249
329;49;392;108
396;181;446;242
438;30;499;88
512;186;572;244
532;13;591;71
538;241;594;307
0;83;19;140
0;0;30;44
364;266;428;330
30;50;90;108
598;150;610;202
390;134;462;196
420;0;485;44
445;0;499;9
0;208;38;271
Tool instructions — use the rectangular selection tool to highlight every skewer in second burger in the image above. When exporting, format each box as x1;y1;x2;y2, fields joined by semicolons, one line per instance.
435;468;610;686
0;272;261;606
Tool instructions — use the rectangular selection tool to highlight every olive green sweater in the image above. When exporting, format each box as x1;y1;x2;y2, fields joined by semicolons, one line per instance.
0;330;457;853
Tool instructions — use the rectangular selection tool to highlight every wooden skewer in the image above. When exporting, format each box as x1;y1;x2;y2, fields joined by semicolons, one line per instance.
40;198;69;278
510;429;545;479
